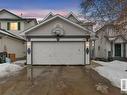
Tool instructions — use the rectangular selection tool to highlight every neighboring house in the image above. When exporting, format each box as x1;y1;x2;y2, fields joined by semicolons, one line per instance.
0;9;37;60
21;13;94;65
95;23;127;60
0;29;25;59
0;9;37;34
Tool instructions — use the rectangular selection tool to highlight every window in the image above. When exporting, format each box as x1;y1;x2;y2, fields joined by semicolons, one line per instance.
7;22;20;31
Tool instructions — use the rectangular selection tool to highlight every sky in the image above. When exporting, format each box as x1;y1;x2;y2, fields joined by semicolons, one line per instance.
0;0;81;20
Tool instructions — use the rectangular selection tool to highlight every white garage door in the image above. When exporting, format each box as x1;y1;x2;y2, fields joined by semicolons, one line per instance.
32;42;85;65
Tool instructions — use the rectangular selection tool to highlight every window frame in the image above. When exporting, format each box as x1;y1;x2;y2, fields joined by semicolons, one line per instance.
7;22;21;31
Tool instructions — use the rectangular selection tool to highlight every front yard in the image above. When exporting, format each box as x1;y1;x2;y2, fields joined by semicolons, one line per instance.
0;60;26;82
93;60;127;88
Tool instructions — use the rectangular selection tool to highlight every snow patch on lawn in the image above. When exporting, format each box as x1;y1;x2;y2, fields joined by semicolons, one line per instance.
93;60;127;88
13;60;26;64
0;63;23;78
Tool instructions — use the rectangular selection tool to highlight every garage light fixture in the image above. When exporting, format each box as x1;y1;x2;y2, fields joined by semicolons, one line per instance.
86;41;89;54
86;41;89;48
27;42;31;54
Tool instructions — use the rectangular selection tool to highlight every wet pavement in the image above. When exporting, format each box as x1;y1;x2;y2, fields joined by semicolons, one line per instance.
0;66;122;95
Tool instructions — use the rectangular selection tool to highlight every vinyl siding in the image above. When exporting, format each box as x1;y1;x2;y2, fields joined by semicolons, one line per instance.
1;36;26;59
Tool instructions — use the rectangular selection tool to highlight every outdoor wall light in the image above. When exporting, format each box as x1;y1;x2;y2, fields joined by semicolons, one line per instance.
86;42;89;54
86;42;90;48
27;48;31;55
27;42;31;54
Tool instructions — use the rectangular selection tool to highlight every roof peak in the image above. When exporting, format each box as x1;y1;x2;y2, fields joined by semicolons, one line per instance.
0;9;22;19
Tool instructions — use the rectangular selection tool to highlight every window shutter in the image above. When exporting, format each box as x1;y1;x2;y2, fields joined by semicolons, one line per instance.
7;22;10;30
0;22;1;29
18;22;21;30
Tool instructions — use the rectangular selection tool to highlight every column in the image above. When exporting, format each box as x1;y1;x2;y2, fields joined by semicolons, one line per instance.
86;41;90;64
27;41;32;65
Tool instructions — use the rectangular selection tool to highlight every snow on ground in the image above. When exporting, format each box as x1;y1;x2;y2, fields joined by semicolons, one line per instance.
13;60;26;65
0;63;23;78
93;60;127;88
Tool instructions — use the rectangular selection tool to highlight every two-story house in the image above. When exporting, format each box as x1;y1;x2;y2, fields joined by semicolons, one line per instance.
0;9;37;60
95;22;127;60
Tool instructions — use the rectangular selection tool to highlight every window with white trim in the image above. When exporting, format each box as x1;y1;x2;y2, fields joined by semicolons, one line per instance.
7;22;20;31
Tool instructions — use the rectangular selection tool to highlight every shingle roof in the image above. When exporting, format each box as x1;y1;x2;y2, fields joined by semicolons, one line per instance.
0;9;37;24
0;29;25;41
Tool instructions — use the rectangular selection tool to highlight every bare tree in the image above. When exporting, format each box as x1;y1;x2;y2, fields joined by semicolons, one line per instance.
80;0;127;23
81;0;127;38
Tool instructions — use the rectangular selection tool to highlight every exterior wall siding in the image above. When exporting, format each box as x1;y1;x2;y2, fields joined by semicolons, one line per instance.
1;36;26;59
26;18;89;36
95;31;111;59
0;12;19;19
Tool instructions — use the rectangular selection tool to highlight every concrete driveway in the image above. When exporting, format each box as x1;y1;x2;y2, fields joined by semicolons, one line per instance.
0;66;121;95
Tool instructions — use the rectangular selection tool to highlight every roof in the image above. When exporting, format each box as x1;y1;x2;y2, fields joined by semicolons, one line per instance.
0;9;22;19
66;12;80;22
0;29;25;41
0;9;37;23
96;23;116;34
42;12;54;21
105;35;127;42
20;14;92;35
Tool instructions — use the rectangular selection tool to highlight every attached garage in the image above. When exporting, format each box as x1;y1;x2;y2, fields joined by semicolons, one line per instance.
21;14;91;65
32;41;85;65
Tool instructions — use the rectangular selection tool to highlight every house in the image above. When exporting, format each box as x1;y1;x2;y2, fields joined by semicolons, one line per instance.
95;23;127;60
21;12;94;65
0;9;37;60
0;9;37;34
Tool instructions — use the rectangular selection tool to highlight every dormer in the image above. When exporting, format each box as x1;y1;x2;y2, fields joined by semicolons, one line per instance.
66;12;80;23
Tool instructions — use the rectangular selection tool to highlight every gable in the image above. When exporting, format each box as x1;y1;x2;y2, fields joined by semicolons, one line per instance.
43;13;54;21
45;14;53;20
0;10;21;19
115;36;126;43
26;17;90;36
67;14;79;23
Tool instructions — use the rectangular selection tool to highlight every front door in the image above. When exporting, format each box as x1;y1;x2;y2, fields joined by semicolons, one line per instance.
115;44;121;57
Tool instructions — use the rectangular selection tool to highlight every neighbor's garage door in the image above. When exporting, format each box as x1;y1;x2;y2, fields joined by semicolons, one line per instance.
32;42;85;65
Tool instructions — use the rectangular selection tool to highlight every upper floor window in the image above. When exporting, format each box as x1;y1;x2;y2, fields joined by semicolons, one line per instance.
7;22;20;31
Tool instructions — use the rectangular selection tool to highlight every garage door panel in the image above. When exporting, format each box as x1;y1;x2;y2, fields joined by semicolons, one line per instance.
32;42;84;65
